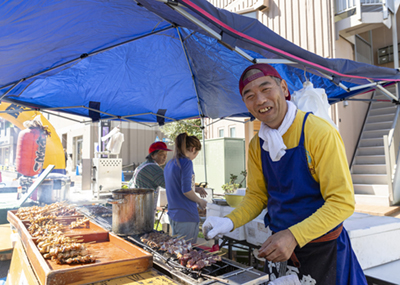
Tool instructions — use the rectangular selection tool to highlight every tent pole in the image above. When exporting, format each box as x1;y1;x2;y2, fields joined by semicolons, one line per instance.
174;26;208;183
391;7;399;99
201;116;207;184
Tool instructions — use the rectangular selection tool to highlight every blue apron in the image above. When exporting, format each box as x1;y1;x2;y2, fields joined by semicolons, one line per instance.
260;113;367;284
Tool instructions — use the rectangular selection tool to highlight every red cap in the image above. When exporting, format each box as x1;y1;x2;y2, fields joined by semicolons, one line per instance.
149;141;172;154
239;63;290;100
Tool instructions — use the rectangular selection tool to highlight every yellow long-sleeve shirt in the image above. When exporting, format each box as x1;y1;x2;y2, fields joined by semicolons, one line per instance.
226;110;355;247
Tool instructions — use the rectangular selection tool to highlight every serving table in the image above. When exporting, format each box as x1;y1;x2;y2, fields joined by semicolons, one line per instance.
6;238;177;285
3;204;179;285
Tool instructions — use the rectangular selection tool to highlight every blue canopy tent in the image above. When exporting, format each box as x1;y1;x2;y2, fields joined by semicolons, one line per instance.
1;0;400;125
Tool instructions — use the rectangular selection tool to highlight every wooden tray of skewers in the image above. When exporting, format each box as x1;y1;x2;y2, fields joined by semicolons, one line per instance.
7;202;153;285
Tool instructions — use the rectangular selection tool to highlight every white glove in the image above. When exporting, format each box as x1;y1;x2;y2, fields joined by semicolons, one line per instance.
269;275;301;285
203;216;234;239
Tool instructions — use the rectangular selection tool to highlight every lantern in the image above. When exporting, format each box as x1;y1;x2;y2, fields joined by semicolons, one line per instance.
16;128;47;177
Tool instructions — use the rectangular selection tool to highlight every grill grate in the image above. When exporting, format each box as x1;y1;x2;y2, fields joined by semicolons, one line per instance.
76;205;112;231
126;233;269;285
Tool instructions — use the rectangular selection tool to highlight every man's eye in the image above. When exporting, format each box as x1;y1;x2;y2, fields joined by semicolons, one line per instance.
245;94;254;100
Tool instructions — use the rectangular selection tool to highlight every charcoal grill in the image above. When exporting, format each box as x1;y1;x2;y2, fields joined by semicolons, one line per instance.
76;204;113;231
126;234;269;285
77;205;269;284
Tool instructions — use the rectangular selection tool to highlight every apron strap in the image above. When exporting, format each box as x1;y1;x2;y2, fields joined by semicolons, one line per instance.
298;112;312;146
290;224;343;268
309;224;343;243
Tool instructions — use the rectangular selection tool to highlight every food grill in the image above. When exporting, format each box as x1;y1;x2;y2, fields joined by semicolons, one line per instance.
126;233;269;285
78;204;269;284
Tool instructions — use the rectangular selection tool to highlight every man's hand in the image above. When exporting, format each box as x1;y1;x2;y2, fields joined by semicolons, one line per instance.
202;216;234;239
257;229;298;262
195;187;208;198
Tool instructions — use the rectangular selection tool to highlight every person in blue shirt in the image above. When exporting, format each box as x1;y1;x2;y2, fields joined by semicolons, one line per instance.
164;133;208;243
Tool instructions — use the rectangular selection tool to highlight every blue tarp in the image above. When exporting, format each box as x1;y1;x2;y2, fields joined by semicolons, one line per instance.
1;0;400;123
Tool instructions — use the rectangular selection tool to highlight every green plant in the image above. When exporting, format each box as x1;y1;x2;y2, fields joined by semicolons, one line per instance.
222;170;247;193
159;119;202;145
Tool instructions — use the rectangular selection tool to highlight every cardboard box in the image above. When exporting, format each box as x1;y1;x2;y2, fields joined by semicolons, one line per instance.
244;210;271;246
206;203;246;241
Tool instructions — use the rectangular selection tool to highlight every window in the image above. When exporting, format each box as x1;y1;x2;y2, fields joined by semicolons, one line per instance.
218;128;224;137
242;11;257;19
230;127;236;138
73;136;83;169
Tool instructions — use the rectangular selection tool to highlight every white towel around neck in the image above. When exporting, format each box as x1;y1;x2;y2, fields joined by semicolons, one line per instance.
258;100;297;162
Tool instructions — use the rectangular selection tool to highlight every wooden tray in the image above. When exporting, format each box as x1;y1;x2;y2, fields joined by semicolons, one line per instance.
7;210;153;285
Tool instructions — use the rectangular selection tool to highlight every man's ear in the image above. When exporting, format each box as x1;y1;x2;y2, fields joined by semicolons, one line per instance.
281;80;289;98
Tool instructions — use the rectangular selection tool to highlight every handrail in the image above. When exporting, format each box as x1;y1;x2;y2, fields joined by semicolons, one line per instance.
383;105;400;205
388;106;400;147
349;91;374;170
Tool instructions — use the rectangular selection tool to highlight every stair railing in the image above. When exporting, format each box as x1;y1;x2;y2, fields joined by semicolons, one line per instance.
383;105;400;205
349;91;375;171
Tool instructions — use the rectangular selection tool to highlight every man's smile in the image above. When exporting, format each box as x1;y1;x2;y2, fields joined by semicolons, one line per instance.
259;106;272;113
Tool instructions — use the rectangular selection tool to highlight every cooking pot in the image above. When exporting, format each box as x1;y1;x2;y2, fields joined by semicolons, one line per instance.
36;173;71;204
108;188;155;235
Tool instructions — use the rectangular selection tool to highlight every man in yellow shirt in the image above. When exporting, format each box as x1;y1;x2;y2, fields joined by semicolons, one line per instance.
204;63;367;284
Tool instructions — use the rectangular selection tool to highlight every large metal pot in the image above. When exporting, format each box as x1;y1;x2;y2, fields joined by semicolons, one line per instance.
36;173;71;204
108;188;155;235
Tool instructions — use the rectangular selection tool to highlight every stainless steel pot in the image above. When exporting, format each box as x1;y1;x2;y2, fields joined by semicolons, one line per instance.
36;173;71;204
108;188;155;235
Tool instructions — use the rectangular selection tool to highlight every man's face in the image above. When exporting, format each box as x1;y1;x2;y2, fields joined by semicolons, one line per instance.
242;74;289;129
152;150;168;166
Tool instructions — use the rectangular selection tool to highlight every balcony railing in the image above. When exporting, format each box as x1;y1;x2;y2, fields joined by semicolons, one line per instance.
335;0;383;15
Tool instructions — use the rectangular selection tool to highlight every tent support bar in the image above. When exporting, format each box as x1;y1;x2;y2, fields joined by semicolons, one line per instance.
0;79;23;101
121;112;154;118
348;81;387;92
205;118;223;127
235;47;254;62
44;105;88;111
40;110;88;123
168;4;221;39
175;24;208;180
374;84;398;101
367;79;398;101
220;118;247;124
47;105;201;127
256;58;296;65
175;27;205;118
164;1;257;67
205;117;250;128
115;117;154;128
317;71;349;92
330;98;391;102
123;112;202;128
0;26;175;91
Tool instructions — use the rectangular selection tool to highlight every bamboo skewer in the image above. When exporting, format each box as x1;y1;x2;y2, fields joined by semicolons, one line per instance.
207;250;223;255
193;241;209;247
